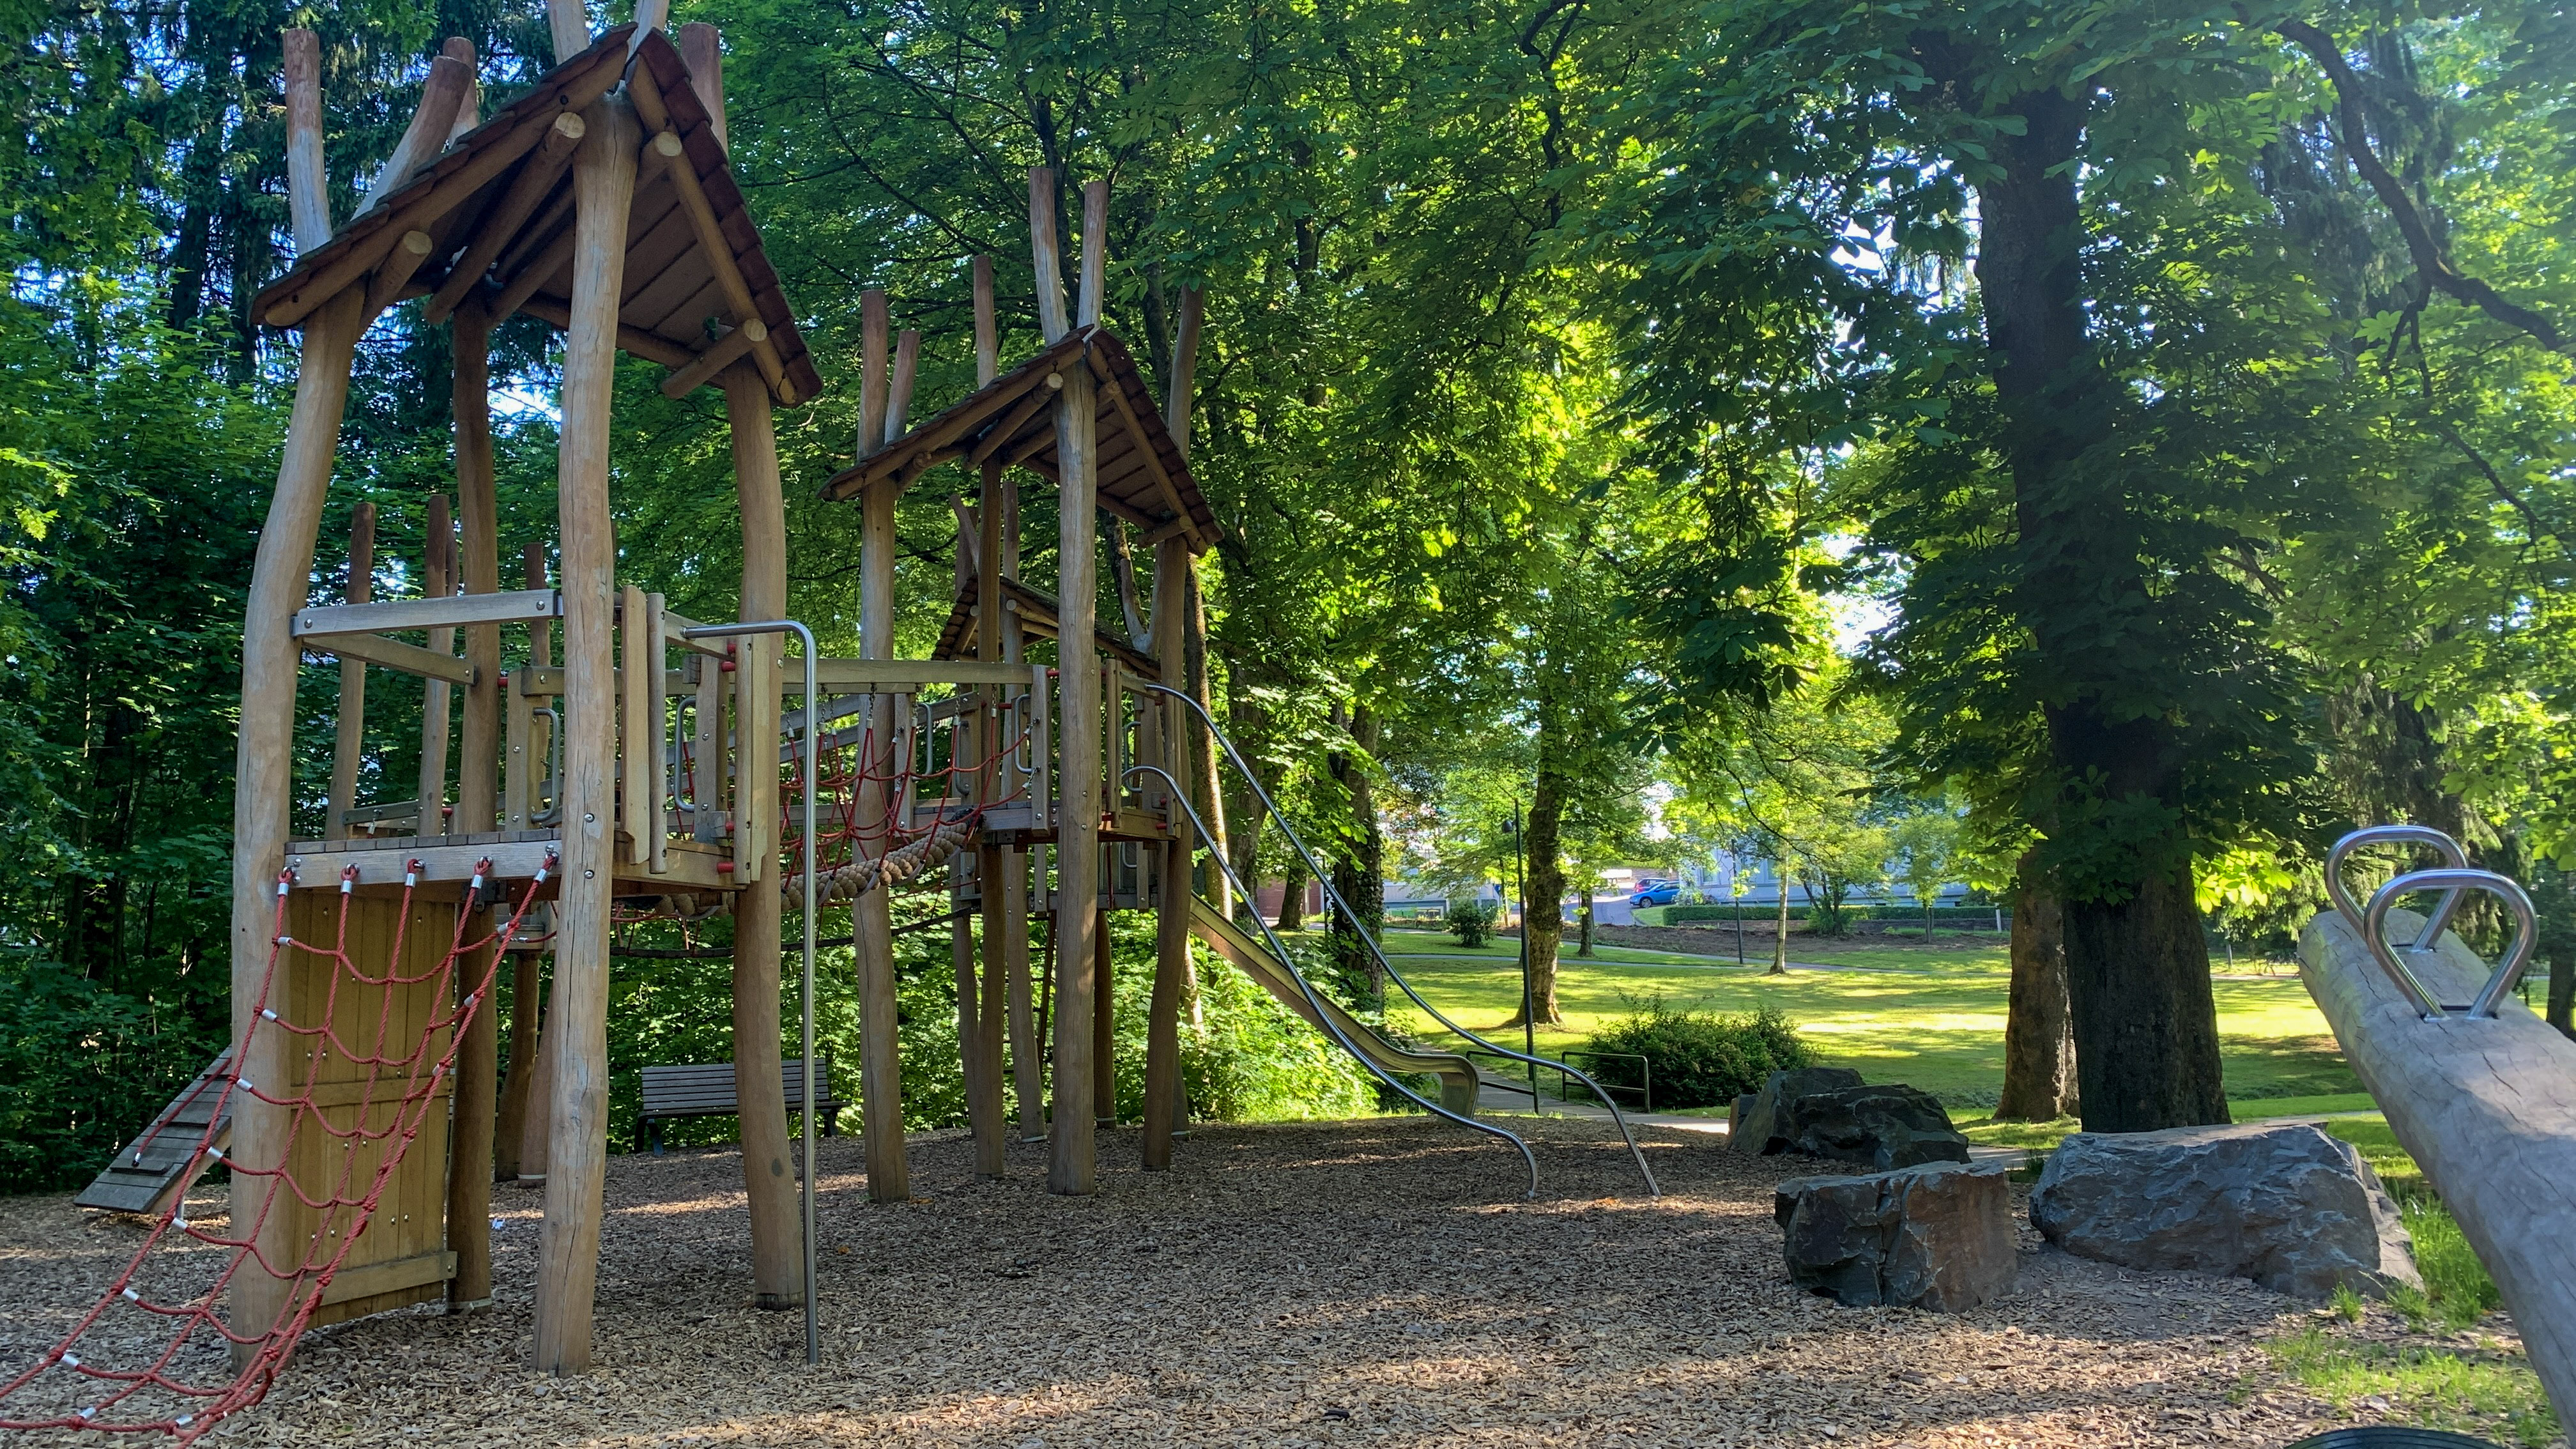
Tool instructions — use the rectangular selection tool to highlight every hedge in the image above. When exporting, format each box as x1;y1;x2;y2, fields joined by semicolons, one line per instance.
1629;903;2009;928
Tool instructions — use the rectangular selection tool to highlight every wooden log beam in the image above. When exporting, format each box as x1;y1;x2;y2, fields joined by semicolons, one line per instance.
1077;180;1107;328
887;329;920;445
1142;532;1192;1170
1165;285;1201;452
533;91;637;1379
454;298;503;837
425;112;585;325
307;628;475;687
327;503;376;842
282;29;331;254
547;0;589;65
365;229;436;318
514;295;698;369
973;255;998;387
659;318;763;398
2301;908;2576;1423
1098;370;1202;550
854;290;911;1202
1031;168;1068;343
643;129;786;395
358;53;475;219
1049;344;1102;1196
620;584;650;866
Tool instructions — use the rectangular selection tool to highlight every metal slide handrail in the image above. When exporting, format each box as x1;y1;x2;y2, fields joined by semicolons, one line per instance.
1142;684;1661;1198
1126;765;1541;1198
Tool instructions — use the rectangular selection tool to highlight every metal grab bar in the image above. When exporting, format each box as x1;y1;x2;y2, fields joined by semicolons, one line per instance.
1141;684;1660;1199
2327;825;2469;954
1126;765;1541;1199
2360;867;2540;1020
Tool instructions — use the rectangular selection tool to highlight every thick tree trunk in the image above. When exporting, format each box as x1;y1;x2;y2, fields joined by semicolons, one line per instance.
1275;854;1308;932
1971;80;2229;1132
1995;858;2078;1120
1510;768;1567;1027
1577;894;1593;957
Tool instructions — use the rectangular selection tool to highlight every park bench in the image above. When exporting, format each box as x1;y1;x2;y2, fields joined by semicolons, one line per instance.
639;1057;844;1154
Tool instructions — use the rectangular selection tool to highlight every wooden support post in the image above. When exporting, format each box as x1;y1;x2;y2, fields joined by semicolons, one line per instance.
228;286;365;1368
547;0;589;65
1143;534;1192;1170
1077;180;1108;327
326;503;375;841
419;494;455;836
282;29;331;254
356;54;474;219
619;584;650;864
1030;169;1068;344
854;288;910;1203
500;547;553;1181
456;300;502;835
1094;901;1116;1124
954;503;1004;1179
1047;210;1102;1192
448;288;502;1300
973;256;998;387
677;24;725;151
721;358;804;1303
533;91;636;1379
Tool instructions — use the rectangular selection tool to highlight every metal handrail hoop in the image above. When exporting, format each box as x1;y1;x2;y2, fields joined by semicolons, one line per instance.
1124;764;1542;1199
2327;824;2469;954
1140;682;1662;1199
2359;866;2540;1021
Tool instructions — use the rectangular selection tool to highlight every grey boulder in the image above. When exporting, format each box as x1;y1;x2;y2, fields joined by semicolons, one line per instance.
2030;1120;2421;1300
1740;1073;1972;1170
1729;1067;1864;1154
1775;1162;2018;1311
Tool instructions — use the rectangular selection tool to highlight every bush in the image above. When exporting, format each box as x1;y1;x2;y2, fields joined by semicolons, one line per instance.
1578;996;1814;1110
1445;899;1495;947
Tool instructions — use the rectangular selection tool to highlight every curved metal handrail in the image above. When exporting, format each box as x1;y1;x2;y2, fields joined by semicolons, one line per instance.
2360;867;2540;1020
1143;684;1661;1198
1126;765;1540;1199
2327;825;2468;954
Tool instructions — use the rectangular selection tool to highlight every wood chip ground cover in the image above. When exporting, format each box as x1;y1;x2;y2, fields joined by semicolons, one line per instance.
0;1116;2549;1446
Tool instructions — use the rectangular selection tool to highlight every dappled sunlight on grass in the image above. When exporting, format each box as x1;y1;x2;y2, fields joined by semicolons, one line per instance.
1375;928;2356;1107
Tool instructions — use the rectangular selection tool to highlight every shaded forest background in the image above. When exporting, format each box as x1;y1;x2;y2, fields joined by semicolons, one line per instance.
3;0;2572;1186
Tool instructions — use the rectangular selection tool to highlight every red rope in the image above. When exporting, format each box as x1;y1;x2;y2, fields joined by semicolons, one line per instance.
0;857;551;1442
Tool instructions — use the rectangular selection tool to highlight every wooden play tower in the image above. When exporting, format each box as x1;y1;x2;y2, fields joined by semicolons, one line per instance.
212;0;1238;1390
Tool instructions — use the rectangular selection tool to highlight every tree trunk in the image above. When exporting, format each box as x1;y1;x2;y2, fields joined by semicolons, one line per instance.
1768;865;1790;975
2552;954;2574;1043
1327;706;1384;1009
1275;853;1308;932
1577;893;1593;957
1995;856;2078;1120
1971;79;2229;1132
1510;768;1567;1026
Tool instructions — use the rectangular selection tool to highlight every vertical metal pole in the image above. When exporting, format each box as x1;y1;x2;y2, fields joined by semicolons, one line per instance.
1512;802;1537;1115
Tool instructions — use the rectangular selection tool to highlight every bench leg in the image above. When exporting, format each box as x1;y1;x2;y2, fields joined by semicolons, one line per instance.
647;1117;663;1155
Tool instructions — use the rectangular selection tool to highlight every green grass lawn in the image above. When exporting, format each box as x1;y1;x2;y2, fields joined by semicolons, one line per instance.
1371;928;2359;1111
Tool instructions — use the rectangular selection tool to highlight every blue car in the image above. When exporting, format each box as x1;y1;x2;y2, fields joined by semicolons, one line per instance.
1630;880;1683;908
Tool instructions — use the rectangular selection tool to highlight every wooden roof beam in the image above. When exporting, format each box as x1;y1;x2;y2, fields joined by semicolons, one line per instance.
645;129;786;398
660;318;765;398
1096;363;1202;549
424;111;585;324
516;295;698;369
356;52;475;219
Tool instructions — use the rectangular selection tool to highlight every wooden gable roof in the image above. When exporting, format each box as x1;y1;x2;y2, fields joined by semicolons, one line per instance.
929;574;1158;677
250;28;822;406
820;328;1219;553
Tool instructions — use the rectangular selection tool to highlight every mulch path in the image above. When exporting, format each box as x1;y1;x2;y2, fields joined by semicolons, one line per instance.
0;1116;2469;1446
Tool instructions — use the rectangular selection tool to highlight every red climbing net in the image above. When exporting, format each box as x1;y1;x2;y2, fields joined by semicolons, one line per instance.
0;859;549;1443
772;687;1038;887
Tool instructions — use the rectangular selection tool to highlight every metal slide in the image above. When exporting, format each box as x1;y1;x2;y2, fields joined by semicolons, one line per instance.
1188;904;1482;1116
1138;683;1661;1198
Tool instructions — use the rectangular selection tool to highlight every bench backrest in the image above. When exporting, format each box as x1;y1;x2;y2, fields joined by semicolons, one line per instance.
639;1057;838;1117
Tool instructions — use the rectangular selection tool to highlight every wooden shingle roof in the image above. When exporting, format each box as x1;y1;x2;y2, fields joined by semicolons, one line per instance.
820;328;1218;553
250;27;821;406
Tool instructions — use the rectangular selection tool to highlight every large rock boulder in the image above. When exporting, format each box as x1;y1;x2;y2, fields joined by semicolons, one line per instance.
1775;1162;2018;1311
2030;1120;2421;1300
1729;1067;1864;1154
1736;1068;1970;1170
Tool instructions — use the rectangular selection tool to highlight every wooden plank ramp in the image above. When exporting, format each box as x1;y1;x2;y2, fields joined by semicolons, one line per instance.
74;1050;235;1216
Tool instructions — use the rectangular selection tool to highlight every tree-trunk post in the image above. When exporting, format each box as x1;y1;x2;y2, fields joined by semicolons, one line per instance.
445;295;502;1312
721;359;804;1300
1031;165;1100;1193
499;548;553;1183
1093;901;1116;1124
227;283;366;1367
326;502;374;842
1142;537;1192;1170
417;493;454;831
532;93;636;1377
854;289;910;1202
